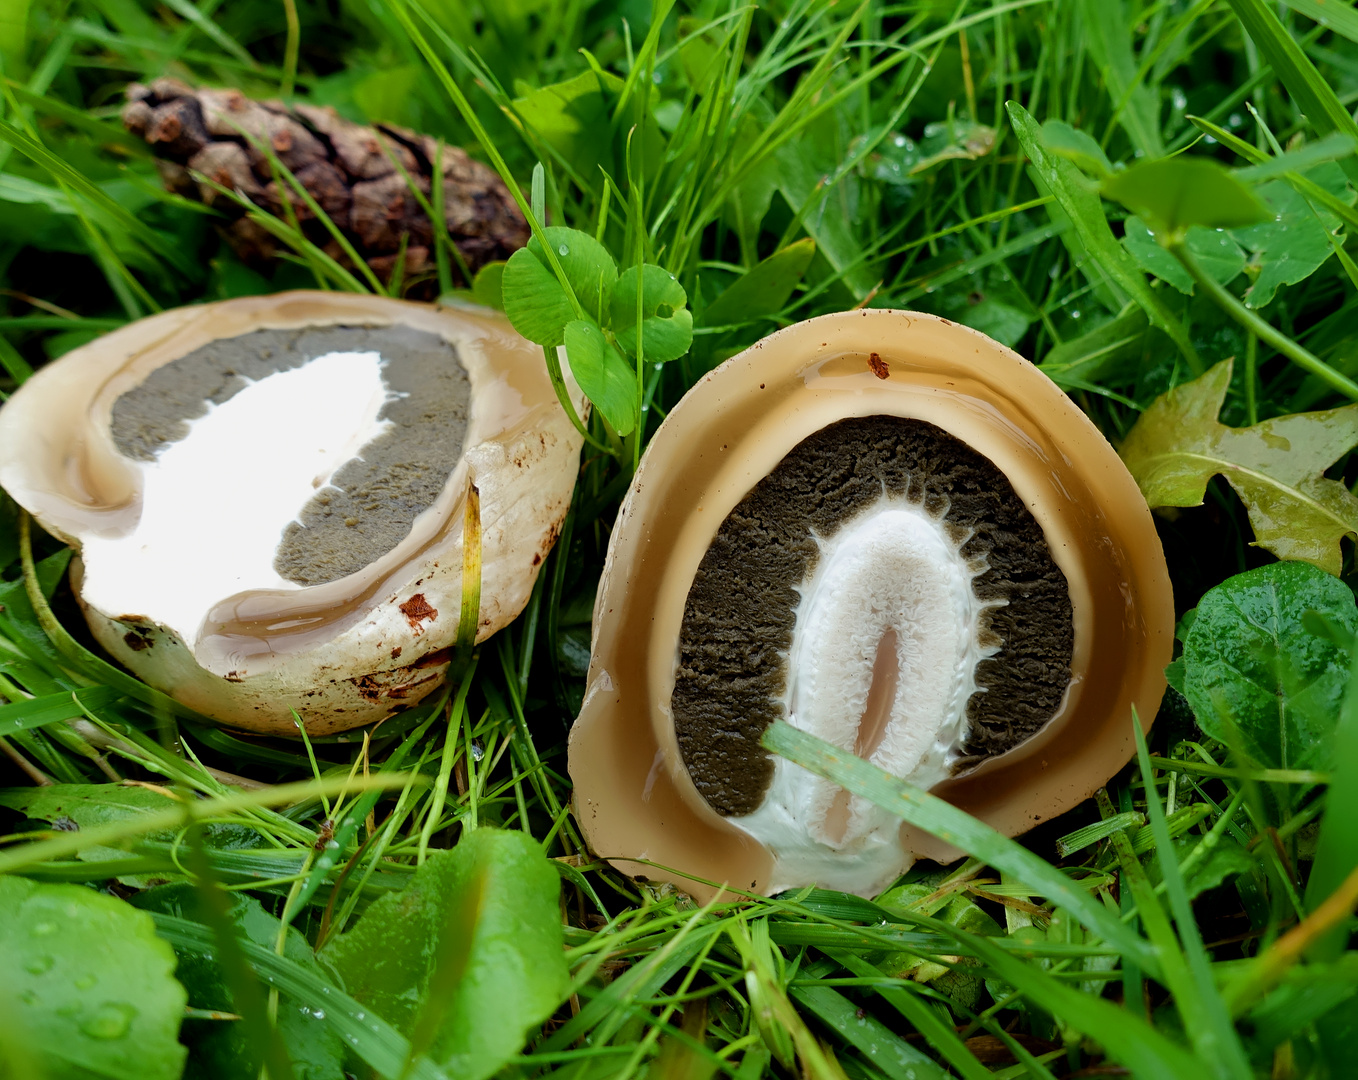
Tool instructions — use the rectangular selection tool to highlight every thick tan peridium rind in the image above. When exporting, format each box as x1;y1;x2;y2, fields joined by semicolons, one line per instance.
568;309;1174;900
0;291;584;735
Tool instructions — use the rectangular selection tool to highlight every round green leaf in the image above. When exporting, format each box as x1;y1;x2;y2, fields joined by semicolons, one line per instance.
527;226;618;325
610;264;693;362
471;260;507;311
501;246;573;347
322;829;570;1080
563;318;639;436
1182;561;1358;772
1102;157;1270;237
0;876;188;1080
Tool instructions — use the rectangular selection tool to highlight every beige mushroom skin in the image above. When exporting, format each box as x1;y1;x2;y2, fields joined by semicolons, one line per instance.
568;310;1174;900
0;292;584;735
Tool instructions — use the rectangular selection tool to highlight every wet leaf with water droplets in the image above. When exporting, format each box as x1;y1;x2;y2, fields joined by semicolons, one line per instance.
322;829;570;1080
1120;358;1358;573
131;883;346;1079
0;876;186;1079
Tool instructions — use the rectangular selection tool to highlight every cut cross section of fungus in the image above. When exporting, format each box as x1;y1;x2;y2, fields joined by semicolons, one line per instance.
568;310;1173;899
0;292;584;735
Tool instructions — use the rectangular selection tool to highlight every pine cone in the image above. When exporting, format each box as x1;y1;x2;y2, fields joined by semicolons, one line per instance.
122;78;528;294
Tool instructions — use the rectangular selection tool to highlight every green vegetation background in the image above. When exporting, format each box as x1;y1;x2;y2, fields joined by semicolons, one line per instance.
3;0;1358;1078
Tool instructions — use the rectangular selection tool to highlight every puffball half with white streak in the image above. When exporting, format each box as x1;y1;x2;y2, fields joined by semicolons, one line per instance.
568;310;1174;899
0;292;584;735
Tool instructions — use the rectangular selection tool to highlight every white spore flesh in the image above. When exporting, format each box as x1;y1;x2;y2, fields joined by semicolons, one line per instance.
79;351;394;649
729;495;1002;896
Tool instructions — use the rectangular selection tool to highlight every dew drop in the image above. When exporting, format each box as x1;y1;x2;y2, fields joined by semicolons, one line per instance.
81;1003;136;1040
470;741;485;762
312;1009;326;1020
32;922;57;937
24;955;53;975
558;244;570;256
75;974;97;990
355;1011;365;1021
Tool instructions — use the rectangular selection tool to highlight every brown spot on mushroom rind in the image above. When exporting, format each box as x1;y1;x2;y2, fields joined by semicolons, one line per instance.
399;593;438;631
867;352;890;379
391;646;403;659
672;415;1073;818
123;630;153;652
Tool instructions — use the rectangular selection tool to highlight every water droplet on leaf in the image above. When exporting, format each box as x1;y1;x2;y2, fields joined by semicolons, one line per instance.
81;1003;136;1040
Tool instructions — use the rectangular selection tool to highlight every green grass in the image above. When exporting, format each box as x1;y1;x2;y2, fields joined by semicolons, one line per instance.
4;0;1358;1077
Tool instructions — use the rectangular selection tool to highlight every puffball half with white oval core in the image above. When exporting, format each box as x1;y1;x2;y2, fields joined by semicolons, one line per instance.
0;291;585;735
568;309;1174;900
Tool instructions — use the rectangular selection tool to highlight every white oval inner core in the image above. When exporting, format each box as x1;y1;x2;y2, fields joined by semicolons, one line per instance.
728;494;1000;896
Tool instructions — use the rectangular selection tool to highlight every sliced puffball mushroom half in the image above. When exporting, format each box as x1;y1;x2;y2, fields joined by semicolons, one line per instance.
0;291;584;735
569;310;1173;899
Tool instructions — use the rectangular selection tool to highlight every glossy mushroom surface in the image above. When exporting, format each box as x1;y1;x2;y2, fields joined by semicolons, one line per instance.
0;291;583;734
568;309;1173;899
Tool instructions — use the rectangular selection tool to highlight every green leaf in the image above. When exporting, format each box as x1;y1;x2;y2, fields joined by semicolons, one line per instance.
1103;158;1269;237
501;227;617;346
1182;561;1357;771
0;686;121;738
1039;306;1150;388
1122;217;1247;294
1077;0;1162;158
511;68;623;180
323;829;569;1080
132;884;345;1080
1119;359;1358;573
1222;0;1358;185
471;260;506;311
563;319;639;436
1305;627;1358;959
1039;119;1113;179
610;264;693;362
788;981;949;1080
151;912;449;1080
1279;0;1358;44
0;877;187;1080
501;248;573;346
701;238;816;327
531;227;617;325
1230;168;1351;308
1232;132;1358;184
1007;100;1200;367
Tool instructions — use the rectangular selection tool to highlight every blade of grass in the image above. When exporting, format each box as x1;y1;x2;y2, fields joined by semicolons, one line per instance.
761;720;1161;977
150;913;451;1080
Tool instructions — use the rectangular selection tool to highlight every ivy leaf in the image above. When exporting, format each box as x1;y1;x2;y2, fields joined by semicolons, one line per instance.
563;319;639;436
0;877;188;1080
1120;358;1358;573
609;264;693;362
1102;156;1270;237
500;226;618;346
323;829;569;1080
1181;561;1357;771
1230;165;1352;308
1121;216;1247;294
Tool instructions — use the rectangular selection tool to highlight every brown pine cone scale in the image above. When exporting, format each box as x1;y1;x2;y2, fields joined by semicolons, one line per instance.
123;78;528;293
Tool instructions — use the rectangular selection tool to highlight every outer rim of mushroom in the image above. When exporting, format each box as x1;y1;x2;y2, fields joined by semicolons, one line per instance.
568;309;1174;901
0;291;585;735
